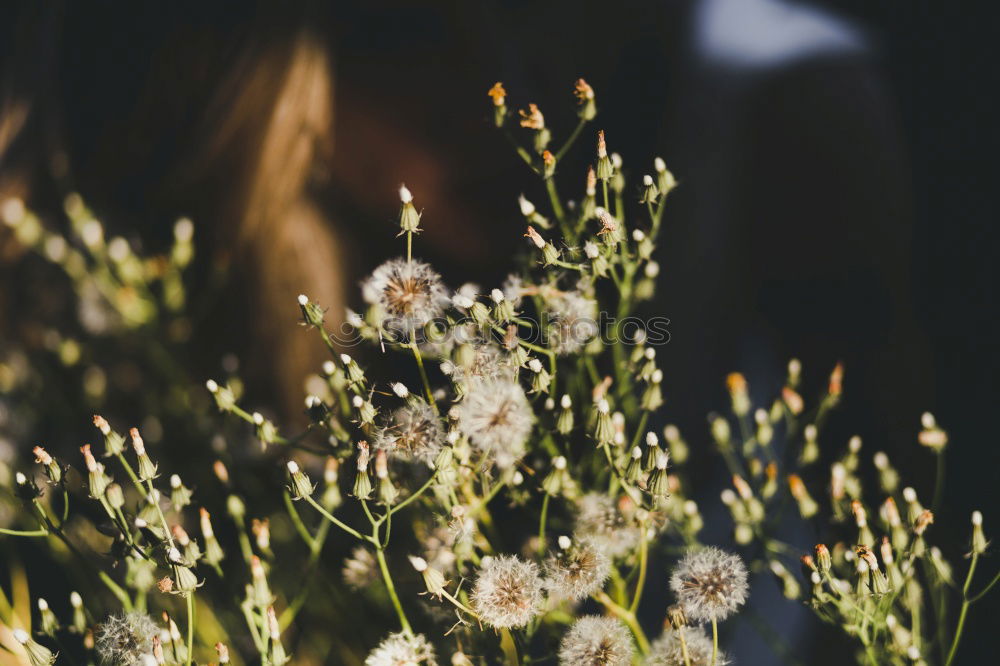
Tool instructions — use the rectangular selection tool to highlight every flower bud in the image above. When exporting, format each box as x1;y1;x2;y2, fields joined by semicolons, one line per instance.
375;449;397;505
297;294;325;328
129;428;157;481
105;483;125;510
788;474;818;518
970;510;988;555
398;184;422;233
12;628;55;666
595;131;613;181
667;604;687;629
216;643;231;664
574;78;596;120
541;456;568;495
80;444;110;498
410;555;448;598
352;442;373;500
488;82;507;127
653;157;677;196
93;414;126;455
32;446;62;484
286;460;315;500
593;400;614;446
169;474;193;511
815;544;832;575
200;508;225;566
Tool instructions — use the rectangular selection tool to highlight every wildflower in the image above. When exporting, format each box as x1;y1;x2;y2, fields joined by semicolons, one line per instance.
558;616;632;666
353;441;374;499
33;446;61;484
70;591;86;634
595;207;620;245
574;493;641;558
574;78;597;120
93;414;126;455
168;474;192;511
95;612;158;666
455;380;534;469
297;293;326;328
669;547;749;623
556;394;574;434
918;411;948;452
200;508;224;566
362;258;448;332
286;460;315;500
856;545;891;596
519;103;545;130
365;632;437;666
653;157;678;198
471;555;544;629
37;598;59;637
81;444;111;498
640;174;659;204
12;629;56;666
544;537;611;601
647;626;730;666
593;399;615;446
266;606;288;665
546;291;598;355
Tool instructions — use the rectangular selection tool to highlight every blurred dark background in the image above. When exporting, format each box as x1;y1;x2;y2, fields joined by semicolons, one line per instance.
2;0;997;663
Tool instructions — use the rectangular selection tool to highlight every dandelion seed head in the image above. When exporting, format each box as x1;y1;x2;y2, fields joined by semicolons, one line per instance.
647;626;730;666
558;616;633;666
378;401;444;462
362;258;448;330
544;538;611;602
364;631;437;666
546;291;598;355
96;612;158;665
456;380;534;469
343;546;378;590
574;493;641;558
669;547;749;623
471;554;544;629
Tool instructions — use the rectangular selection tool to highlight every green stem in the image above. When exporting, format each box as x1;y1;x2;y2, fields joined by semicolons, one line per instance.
968;567;1000;603
594;591;650;654
375;546;412;635
408;340;437;412
711;619;718;666
185;593;195;666
554;117;588;163
545;177;569;235
0;527;48;536
679;627;693;666
945;553;979;666
303;494;371;543
629;528;648;614
538;492;551;556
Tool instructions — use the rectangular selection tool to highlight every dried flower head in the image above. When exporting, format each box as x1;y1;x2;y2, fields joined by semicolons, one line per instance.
362;258;448;331
488;82;506;107
669;547;749;623
647;626;731;666
455;380;534;469
519;104;545;130
471;555;544;629
558;616;633;666
343;545;378;590
364;631;437;666
546;291;599;355
544;537;611;602
95;612;158;665
380;401;444;462
574;493;641;558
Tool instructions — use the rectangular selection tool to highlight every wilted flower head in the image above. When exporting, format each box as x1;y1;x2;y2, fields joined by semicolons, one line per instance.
471;554;544;629
364;631;437;666
96;612;158;665
455;380;534;469
544;537;611;602
362;258;448;331
574;493;641;558
343;545;378;590
647;626;731;666
546;291;599;355
379;402;444;462
558;616;633;666
669;547;749;623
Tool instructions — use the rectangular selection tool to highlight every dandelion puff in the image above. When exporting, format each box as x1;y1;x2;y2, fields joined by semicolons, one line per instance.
343;545;379;590
380;402;444;462
669;547;749;623
456;380;534;469
362;258;448;331
452;343;514;385
546;291;598;355
471;555;545;629
647;627;731;666
574;493;641;558
95;612;158;665
558;616;633;666
544;538;611;602
364;631;437;666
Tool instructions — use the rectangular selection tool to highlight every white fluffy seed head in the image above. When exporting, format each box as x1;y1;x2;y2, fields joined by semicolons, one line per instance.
390;382;409;398
491;288;505;303
12;628;29;644
645;432;658;447
545;539;612;603
409;556;428;572
15;472;27;485
631;446;642;459
170;474;181;489
471;555;544;629
596;399;610;414
654;157;666;173
70;591;82;607
558;616;633;666
651;369;663;383
584;241;600;259
921;411;936;429
399;184;413;203
643;174;654;186
903;487;917;503
205;379;219;393
561;394;572;409
456;380;534;469
972;510;983;526
37;598;49;611
297;294;308;305
648;626;731;666
528;358;543;373
365;631;436;666
558;535;572;550
669;547;749;623
286;460;300;474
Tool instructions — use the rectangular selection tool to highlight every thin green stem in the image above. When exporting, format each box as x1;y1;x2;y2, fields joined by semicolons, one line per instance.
387;468;440;518
945;553;979;666
679;628;693;666
711;619;718;666
303;494;371;543
0;526;48;536
408;339;437;412
968;567;1000;603
538;492;551;556
283;491;316;549
629;528;649;615
554;117;588;163
375;545;412;635
594;591;650;654
185;594;195;666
